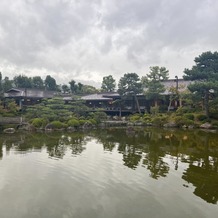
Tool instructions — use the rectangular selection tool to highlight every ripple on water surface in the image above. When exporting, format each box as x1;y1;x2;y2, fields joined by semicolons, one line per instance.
0;134;217;218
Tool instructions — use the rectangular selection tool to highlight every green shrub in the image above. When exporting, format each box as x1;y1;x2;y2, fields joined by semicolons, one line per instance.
174;116;194;127
151;115;168;126
67;119;80;127
93;111;107;123
88;119;97;125
150;106;159;115
184;113;195;120
50;121;65;129
211;121;218;128
1;113;15;117
142;114;151;122
32;118;48;128
176;106;194;115
79;119;86;125
130;114;141;122
196;114;208;122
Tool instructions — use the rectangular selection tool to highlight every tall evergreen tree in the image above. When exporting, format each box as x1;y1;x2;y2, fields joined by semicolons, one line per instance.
14;75;32;88
32;76;44;89
183;51;218;117
45;75;57;91
142;66;169;107
118;73;142;113
101;75;116;92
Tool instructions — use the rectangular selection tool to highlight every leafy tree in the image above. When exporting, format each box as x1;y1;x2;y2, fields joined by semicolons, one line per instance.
183;51;218;117
2;76;13;91
61;84;70;93
69;80;77;94
118;73;142;113
101;75;116;92
45;75;57;91
81;84;98;94
69;80;86;94
77;82;84;94
142;66;169;107
14;75;32;88
32;76;44;89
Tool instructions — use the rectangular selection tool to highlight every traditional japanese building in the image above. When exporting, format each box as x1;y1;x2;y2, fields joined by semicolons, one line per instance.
4;88;56;108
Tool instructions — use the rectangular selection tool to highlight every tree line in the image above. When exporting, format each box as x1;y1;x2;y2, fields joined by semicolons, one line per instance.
1;51;218;117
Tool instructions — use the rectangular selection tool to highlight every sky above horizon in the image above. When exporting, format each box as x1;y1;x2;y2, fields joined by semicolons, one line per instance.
0;0;218;87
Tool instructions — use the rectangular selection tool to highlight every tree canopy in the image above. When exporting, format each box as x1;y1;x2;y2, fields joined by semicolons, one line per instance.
32;76;44;89
118;73;142;113
45;75;57;91
142;66;169;107
183;51;218;117
101;75;116;92
14;75;32;88
118;73;142;96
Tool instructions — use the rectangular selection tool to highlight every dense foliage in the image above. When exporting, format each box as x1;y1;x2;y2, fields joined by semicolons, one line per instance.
184;51;218;117
1;50;218;128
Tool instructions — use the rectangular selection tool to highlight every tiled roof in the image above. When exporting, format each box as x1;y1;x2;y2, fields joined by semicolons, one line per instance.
81;93;113;101
4;88;55;98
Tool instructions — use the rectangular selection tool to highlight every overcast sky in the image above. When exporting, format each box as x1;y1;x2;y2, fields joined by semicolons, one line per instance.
0;0;218;87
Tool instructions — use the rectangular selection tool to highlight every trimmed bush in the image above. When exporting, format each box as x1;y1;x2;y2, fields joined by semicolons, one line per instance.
151;115;168;126
93;111;107;123
31;118;48;128
184;113;195;120
174;116;194;127
130;114;141;122
79;119;86;125
211;121;218;128
50;121;65;129
176;106;194;115
88;119;97;125
196;114;208;122
67;119;80;127
142;114;151;122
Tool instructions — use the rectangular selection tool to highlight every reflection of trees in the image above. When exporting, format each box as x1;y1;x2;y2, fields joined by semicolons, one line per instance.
94;130;117;152
0;132;87;160
92;128;170;173
182;134;218;204
45;133;86;159
142;131;169;179
1;127;218;204
70;133;86;156
122;145;142;169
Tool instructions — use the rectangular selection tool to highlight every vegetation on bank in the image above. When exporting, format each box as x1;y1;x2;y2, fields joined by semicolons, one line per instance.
1;96;218;131
1;51;218;131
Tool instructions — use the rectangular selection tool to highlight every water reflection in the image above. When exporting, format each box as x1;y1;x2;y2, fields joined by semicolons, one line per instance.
0;127;218;205
0;132;87;159
91;127;218;204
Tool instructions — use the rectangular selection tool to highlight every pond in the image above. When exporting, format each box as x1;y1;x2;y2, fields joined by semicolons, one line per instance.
0;127;217;218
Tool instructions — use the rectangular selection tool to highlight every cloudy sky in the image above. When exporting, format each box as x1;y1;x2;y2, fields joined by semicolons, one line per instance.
0;0;218;87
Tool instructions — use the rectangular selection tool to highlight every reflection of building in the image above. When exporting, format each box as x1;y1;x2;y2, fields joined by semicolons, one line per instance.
4;88;56;108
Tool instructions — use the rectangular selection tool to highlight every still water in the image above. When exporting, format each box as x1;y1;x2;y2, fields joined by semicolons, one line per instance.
0;127;217;218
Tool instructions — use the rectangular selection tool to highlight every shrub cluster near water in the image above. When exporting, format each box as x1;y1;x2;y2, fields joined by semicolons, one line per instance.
24;98;106;129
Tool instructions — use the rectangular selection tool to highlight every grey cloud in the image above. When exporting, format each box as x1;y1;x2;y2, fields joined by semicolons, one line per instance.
0;0;99;67
0;0;218;84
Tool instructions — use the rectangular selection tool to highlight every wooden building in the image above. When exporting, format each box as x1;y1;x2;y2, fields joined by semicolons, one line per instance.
4;88;56;108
